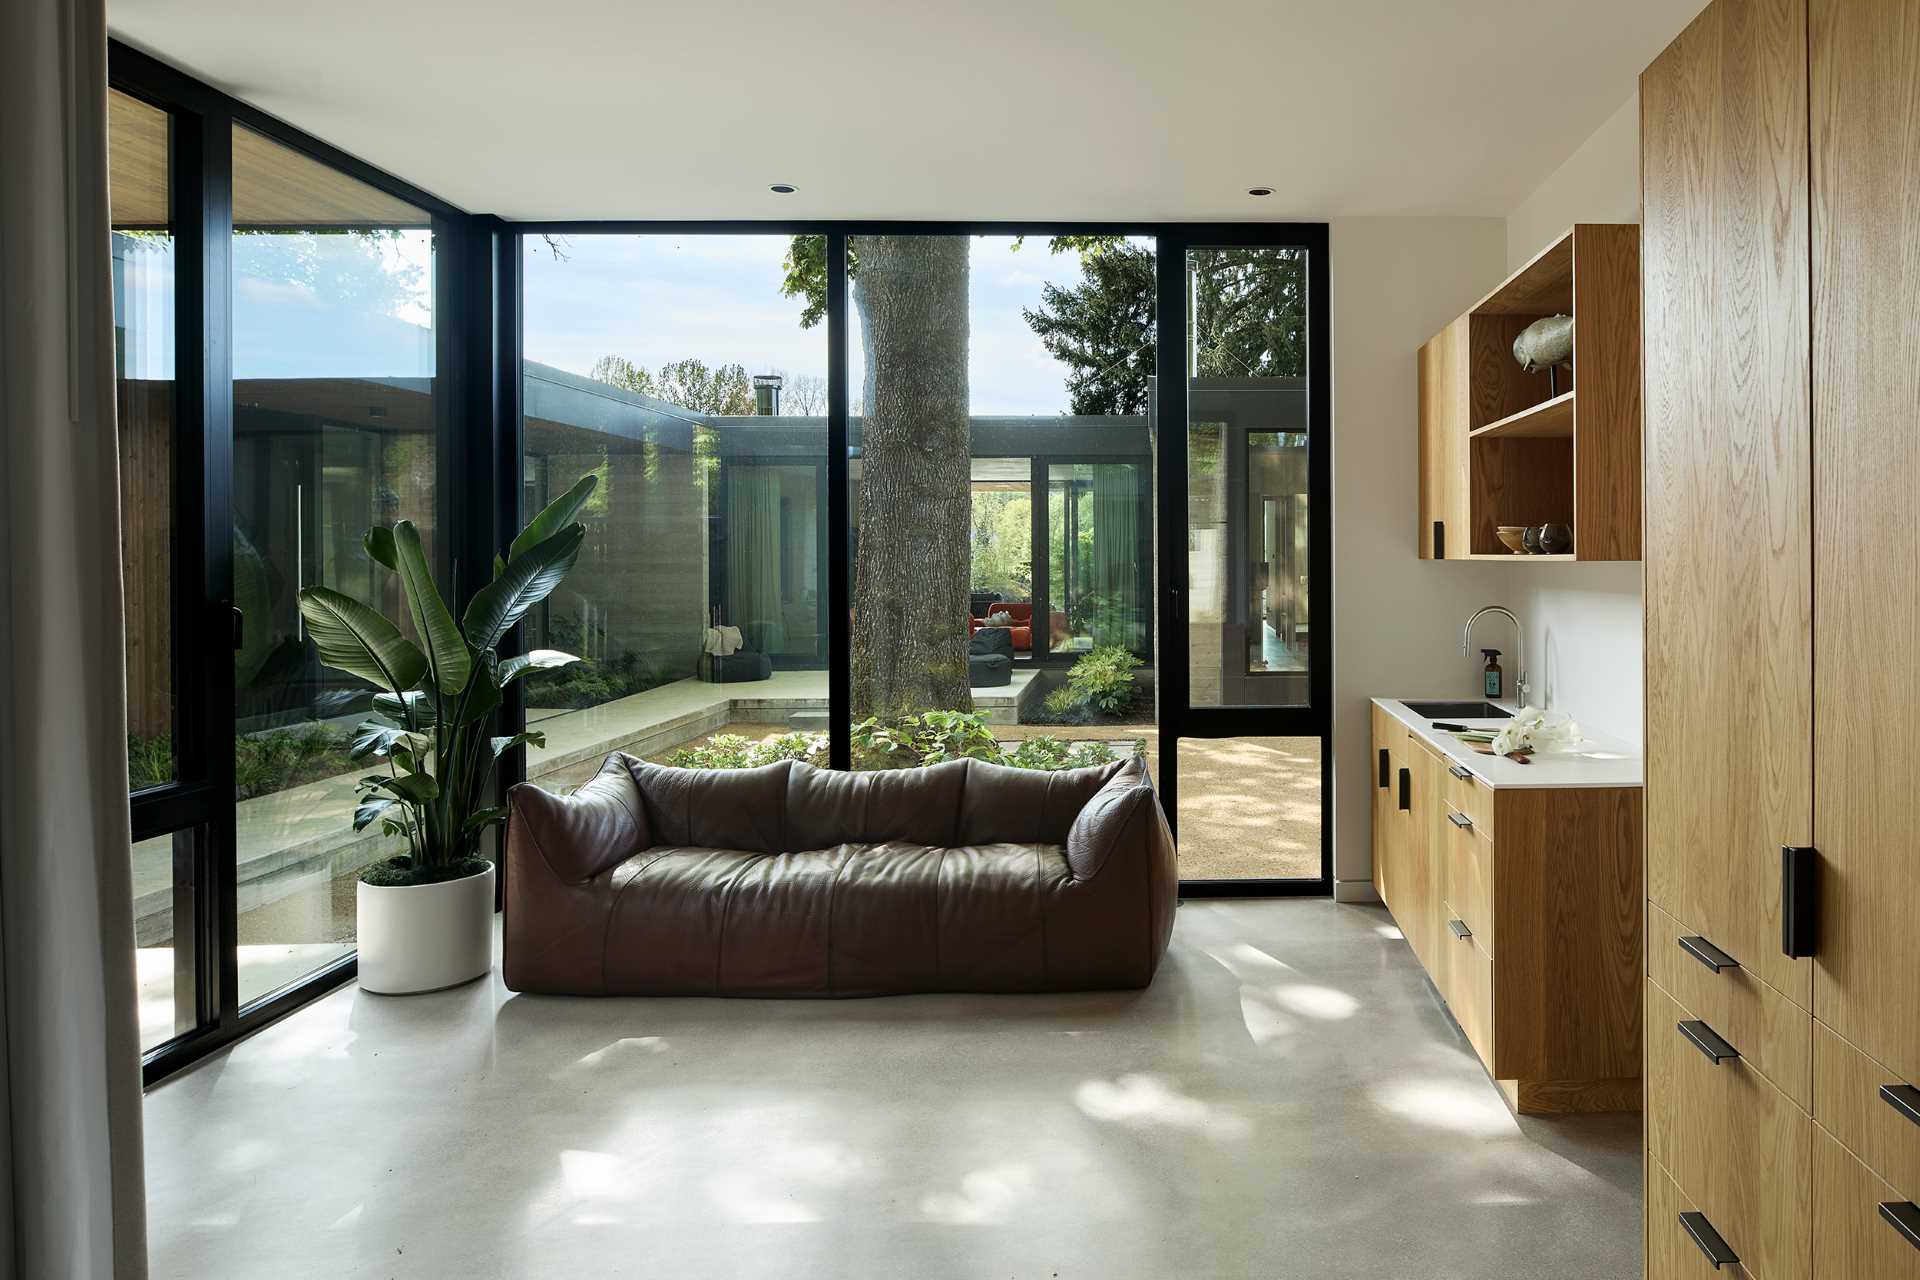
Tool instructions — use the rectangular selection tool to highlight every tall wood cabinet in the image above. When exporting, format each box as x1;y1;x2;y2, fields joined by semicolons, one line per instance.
1643;0;1920;1273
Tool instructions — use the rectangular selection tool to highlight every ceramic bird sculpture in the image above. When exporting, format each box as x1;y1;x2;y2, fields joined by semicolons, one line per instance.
1512;314;1574;373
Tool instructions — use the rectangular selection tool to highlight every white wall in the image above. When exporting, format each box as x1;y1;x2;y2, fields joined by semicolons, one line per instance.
1329;217;1513;900
1499;91;1646;748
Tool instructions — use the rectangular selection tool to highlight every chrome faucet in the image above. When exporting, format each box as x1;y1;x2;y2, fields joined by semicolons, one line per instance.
1462;605;1530;708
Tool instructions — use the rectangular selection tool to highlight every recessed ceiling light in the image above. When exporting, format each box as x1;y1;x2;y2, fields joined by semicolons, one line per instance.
770;183;797;194
1247;186;1274;197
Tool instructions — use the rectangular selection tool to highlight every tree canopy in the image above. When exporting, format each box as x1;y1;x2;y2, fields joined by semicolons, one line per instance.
588;355;756;415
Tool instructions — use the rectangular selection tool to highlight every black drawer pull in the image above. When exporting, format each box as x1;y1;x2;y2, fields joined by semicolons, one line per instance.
1446;810;1474;830
1397;768;1410;811
1379;747;1390;789
1679;936;1740;973
1678;1212;1739;1269
1447;763;1473;780
1879;1201;1920;1251
1678;1020;1740;1064
1882;1083;1920;1128
1782;845;1817;958
1447;918;1472;941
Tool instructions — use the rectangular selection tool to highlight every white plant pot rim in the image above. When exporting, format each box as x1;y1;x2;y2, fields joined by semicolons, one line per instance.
359;862;493;890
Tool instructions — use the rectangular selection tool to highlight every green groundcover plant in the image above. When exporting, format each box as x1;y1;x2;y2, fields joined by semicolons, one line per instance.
1042;645;1143;721
665;711;1121;773
296;475;598;888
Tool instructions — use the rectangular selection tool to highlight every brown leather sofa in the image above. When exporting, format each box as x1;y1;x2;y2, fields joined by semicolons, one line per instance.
503;754;1177;996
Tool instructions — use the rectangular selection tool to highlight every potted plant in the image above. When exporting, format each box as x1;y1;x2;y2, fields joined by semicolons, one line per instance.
296;475;597;995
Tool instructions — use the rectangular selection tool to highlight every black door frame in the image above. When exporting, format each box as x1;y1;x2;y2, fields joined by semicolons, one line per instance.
1153;227;1333;897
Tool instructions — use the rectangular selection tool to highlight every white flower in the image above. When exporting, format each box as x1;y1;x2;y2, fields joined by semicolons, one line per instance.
1489;706;1581;757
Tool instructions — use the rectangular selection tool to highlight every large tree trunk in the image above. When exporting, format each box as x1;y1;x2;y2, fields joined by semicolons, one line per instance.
851;236;972;719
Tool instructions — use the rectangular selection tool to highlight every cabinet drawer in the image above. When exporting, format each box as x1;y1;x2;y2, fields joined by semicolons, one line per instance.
1649;1155;1762;1279
1647;978;1813;1280
1814;1021;1920;1205
1815;1127;1920;1279
1648;899;1811;1108
1441;760;1493;838
1441;811;1494;953
1442;925;1494;1069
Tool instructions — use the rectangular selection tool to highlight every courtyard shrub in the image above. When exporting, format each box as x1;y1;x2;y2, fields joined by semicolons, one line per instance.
1046;645;1143;720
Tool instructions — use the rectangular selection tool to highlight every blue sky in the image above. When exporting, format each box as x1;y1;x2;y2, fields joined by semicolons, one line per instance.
522;234;1124;416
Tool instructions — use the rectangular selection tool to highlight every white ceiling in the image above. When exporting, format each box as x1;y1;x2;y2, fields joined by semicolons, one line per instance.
109;0;1702;222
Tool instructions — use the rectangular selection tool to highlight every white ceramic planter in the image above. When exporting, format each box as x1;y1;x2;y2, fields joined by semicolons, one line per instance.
355;862;495;995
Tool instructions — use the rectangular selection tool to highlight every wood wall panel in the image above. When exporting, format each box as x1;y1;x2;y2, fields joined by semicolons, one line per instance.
1571;224;1643;560
1809;0;1920;1089
1641;0;1813;1007
1416;317;1469;559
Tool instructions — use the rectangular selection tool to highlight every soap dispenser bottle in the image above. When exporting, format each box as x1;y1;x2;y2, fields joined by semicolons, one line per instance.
1482;648;1504;700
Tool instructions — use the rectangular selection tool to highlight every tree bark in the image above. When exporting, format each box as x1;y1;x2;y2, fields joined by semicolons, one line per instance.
851;236;972;719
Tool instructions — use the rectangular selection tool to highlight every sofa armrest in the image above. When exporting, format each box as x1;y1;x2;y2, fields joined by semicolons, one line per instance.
507;754;648;885
1065;769;1157;882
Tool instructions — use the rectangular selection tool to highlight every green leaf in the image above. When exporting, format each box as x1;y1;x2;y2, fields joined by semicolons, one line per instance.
353;797;396;832
392;521;471;696
350;719;425;762
365;527;398;571
297;587;427;694
462;524;586;654
509;473;597;563
373;690;432;729
462;806;507;833
382;771;440;804
455;669;502;725
498;649;581;685
489;730;545;760
492;553;507;581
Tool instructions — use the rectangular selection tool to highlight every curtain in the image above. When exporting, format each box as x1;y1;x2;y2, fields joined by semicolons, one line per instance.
1089;465;1142;649
726;467;787;655
0;0;150;1274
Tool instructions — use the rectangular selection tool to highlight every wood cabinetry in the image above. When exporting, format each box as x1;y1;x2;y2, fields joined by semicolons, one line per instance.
1643;0;1920;1270
1369;707;1641;1114
1415;224;1642;561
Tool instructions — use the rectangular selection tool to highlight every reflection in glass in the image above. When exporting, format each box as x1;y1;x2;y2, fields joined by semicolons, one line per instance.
230;126;437;1005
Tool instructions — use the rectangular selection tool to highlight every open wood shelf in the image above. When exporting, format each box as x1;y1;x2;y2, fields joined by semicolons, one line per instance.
1471;390;1574;439
1416;223;1642;562
1467;553;1576;562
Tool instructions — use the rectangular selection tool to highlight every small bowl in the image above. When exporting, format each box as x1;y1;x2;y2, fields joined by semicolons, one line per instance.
1496;526;1528;554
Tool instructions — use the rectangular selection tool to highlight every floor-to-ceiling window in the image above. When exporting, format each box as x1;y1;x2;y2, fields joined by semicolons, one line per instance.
226;126;442;1004
846;234;1158;769
519;233;829;780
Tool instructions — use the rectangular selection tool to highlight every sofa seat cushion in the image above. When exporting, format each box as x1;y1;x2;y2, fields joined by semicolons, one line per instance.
598;839;1070;996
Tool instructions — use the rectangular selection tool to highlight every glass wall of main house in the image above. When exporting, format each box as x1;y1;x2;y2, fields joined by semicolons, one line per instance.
514;232;1158;779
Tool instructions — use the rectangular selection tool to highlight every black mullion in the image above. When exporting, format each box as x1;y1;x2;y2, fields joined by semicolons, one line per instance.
494;225;525;802
1153;232;1189;835
826;234;851;770
1029;456;1049;662
186;107;239;1032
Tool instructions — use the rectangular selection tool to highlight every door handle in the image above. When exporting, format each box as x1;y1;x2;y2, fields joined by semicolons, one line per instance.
1446;918;1471;941
1678;936;1739;973
1379;748;1390;789
1397;768;1410;811
1678;1020;1739;1064
1678;1212;1739;1269
1879;1201;1920;1251
1882;1084;1920;1128
1446;810;1473;830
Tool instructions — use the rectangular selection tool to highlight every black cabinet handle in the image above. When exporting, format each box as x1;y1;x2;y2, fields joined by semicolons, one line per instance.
1679;936;1740;973
1783;845;1818;958
1879;1201;1920;1251
1446;810;1474;830
1379;748;1390;789
1678;1212;1739;1269
1882;1083;1920;1128
1433;520;1445;559
1678;1020;1740;1064
1447;918;1471;941
1397;768;1410;811
1447;763;1473;781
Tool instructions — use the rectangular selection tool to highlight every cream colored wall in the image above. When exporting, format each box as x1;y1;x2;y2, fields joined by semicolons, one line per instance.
1500;91;1647;748
1329;217;1512;901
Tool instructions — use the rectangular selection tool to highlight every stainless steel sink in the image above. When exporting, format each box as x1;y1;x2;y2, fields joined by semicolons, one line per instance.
1401;700;1512;720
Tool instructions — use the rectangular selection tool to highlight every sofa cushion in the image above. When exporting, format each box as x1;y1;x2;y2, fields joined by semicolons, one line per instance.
784;759;968;851
954;757;1132;848
625;758;791;855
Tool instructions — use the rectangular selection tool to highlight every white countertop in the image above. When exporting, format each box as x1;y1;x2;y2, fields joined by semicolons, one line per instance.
1372;697;1643;790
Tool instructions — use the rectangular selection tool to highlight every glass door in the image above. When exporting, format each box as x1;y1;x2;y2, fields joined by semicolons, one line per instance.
1156;234;1330;893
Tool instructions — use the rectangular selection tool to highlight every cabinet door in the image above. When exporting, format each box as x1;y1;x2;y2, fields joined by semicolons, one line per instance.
1417;316;1468;560
1371;705;1395;904
1809;0;1920;1088
1641;0;1813;1007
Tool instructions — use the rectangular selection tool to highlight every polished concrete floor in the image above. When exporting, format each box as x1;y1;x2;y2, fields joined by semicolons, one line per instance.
143;900;1641;1280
